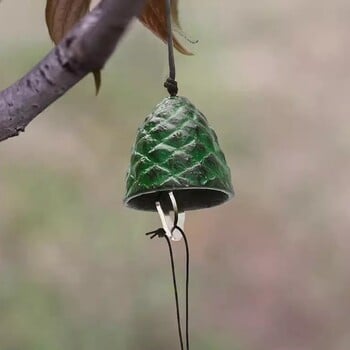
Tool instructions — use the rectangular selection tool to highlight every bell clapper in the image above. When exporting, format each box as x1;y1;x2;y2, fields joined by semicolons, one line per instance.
156;191;186;242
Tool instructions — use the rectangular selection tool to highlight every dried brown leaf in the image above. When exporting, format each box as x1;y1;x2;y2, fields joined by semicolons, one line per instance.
139;0;192;55
46;0;101;93
46;0;92;44
45;0;191;93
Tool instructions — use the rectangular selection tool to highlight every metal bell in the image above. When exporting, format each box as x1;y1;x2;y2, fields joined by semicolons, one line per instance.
124;96;234;212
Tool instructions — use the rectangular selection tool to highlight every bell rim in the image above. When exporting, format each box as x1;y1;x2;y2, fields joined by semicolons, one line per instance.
124;186;234;212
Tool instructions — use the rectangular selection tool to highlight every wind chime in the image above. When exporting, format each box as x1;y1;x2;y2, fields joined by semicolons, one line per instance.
124;1;234;349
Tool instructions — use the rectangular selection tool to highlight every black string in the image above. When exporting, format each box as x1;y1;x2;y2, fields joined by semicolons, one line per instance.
164;0;178;96
146;226;190;350
172;226;190;350
165;234;185;350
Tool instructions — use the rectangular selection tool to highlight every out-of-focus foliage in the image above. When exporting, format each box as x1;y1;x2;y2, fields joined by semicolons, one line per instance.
1;1;350;349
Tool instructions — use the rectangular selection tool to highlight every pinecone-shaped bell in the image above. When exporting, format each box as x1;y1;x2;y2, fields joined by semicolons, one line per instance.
124;96;234;211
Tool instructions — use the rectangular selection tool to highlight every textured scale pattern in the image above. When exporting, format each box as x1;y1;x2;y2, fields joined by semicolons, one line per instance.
124;97;233;211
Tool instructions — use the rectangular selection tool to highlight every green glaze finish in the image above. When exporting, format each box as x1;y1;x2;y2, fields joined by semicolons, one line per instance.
124;96;234;211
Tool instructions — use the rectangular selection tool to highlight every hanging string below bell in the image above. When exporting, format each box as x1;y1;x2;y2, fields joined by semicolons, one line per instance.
145;191;190;350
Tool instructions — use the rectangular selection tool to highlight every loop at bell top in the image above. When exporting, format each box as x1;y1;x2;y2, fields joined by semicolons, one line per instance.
124;96;234;212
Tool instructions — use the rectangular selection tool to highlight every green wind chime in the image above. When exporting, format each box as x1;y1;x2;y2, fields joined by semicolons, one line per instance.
124;1;234;349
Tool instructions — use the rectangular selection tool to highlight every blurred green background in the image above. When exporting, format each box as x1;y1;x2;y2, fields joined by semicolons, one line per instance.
1;1;350;349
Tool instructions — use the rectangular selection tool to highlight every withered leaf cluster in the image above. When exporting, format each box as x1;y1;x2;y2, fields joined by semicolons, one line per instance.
45;0;190;92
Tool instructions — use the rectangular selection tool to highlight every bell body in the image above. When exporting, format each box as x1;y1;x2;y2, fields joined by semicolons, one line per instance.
124;96;234;212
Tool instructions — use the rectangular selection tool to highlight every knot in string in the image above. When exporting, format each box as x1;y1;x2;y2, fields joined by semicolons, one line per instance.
146;227;166;240
164;77;178;97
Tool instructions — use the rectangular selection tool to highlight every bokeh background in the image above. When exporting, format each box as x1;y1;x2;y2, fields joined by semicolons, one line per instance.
1;1;350;349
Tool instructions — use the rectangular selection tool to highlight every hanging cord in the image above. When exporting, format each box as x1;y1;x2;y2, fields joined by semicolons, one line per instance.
146;226;190;350
164;0;178;96
172;225;190;350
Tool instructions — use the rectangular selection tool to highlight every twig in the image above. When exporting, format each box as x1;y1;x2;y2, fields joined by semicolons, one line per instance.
0;0;146;142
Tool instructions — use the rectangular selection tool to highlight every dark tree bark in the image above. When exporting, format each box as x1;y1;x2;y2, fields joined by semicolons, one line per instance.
0;0;147;142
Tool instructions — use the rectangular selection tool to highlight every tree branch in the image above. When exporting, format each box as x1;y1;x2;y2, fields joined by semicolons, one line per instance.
0;0;147;142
